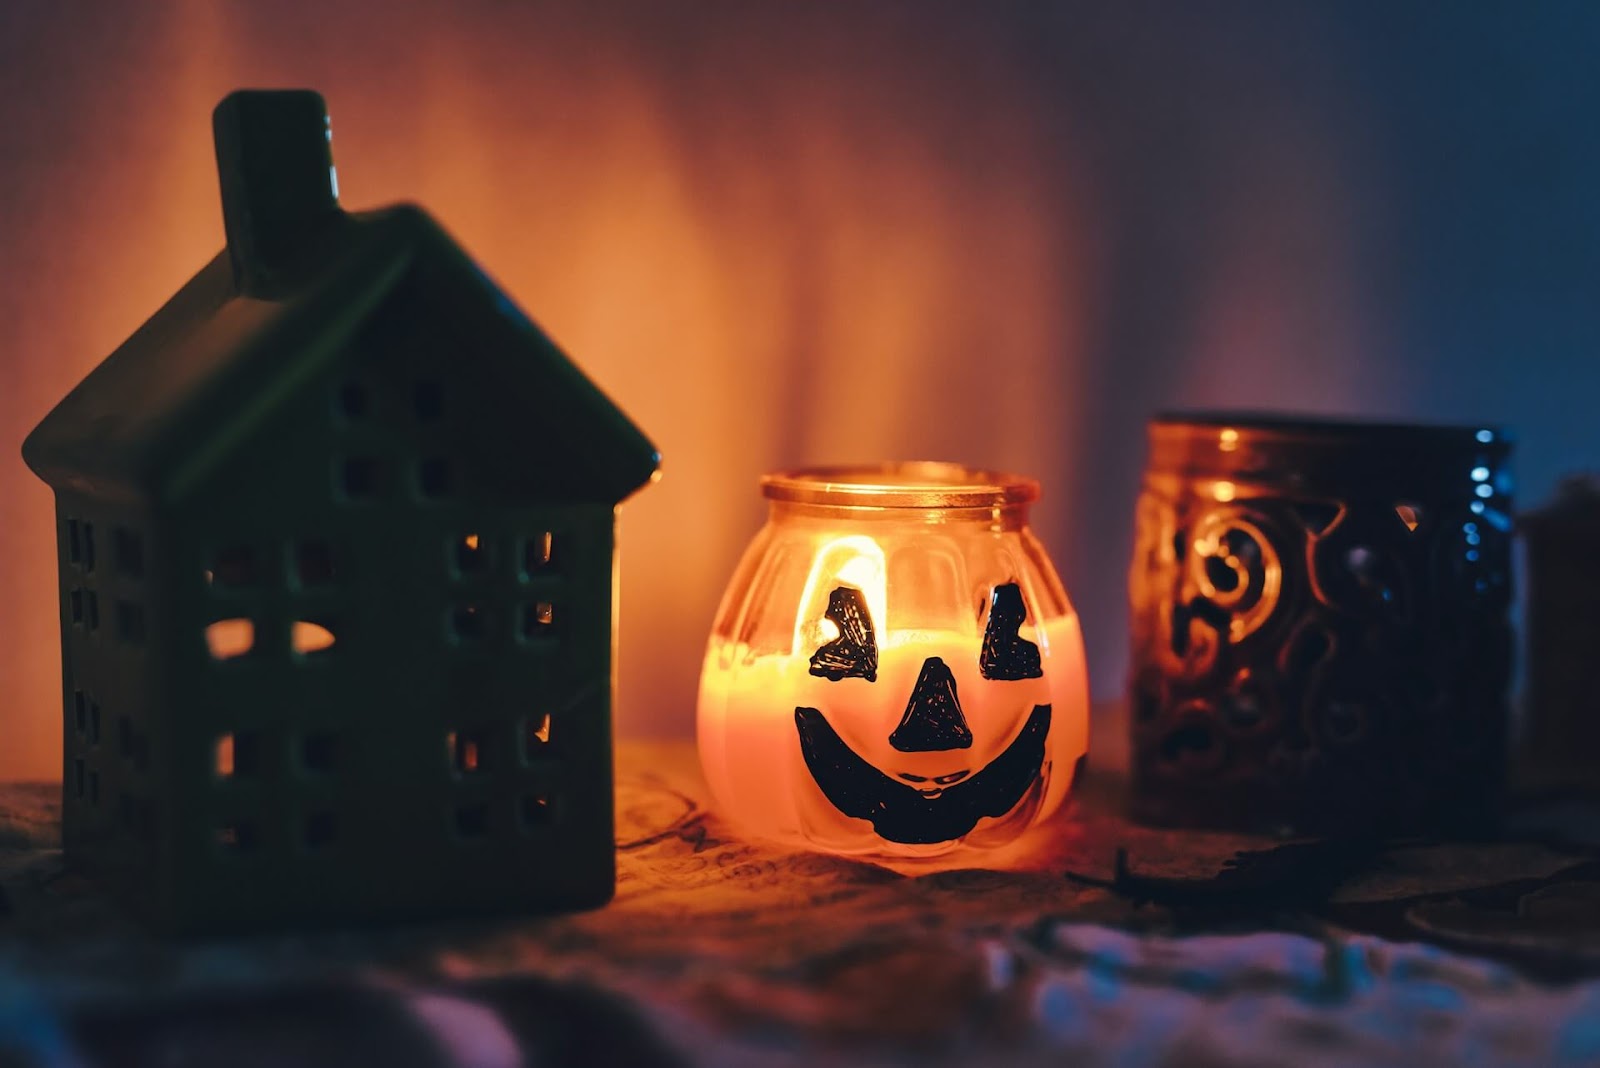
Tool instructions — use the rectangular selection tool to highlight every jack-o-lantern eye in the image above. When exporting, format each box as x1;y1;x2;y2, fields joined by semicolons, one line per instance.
980;583;1043;680
809;586;879;682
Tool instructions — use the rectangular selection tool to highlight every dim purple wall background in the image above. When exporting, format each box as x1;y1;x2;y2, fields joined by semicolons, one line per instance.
1;2;1597;780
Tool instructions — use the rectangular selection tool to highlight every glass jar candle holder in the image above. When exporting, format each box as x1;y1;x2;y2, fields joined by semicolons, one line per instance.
697;462;1089;869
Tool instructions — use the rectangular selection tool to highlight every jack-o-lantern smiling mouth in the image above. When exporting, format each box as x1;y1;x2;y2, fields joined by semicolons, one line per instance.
794;583;1053;845
796;699;1051;843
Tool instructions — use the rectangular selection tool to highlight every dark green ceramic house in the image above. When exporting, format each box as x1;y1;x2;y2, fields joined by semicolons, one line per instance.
21;90;659;933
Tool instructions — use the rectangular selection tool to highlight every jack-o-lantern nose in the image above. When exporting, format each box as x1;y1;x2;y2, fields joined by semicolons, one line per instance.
889;657;974;752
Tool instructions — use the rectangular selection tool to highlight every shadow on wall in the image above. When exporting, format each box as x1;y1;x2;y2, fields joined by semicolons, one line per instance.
3;2;1598;780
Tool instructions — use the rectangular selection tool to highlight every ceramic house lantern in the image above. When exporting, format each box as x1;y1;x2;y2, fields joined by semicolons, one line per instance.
697;464;1090;870
21;90;659;933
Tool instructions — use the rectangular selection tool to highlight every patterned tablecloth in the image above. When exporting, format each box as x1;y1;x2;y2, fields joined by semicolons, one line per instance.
1;741;1598;1067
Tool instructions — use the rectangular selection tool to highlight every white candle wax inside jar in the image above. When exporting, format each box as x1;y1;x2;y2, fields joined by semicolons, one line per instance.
698;613;1089;864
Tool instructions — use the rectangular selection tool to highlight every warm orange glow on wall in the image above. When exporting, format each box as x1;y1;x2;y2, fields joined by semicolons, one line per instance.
0;4;1380;781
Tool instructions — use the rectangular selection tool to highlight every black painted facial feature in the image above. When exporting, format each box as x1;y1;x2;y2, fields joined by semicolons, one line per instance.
795;704;1052;844
795;580;1052;844
980;582;1043;681
888;657;973;752
809;586;878;682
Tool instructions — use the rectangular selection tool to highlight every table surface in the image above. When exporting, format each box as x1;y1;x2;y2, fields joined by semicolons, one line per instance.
1;739;1599;1068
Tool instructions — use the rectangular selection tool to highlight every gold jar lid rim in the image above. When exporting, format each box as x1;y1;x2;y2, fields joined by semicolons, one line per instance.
761;462;1040;509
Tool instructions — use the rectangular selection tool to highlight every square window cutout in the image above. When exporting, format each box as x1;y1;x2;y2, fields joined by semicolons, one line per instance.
339;457;381;501
523;712;552;758
337;381;369;420
521;792;558;828
113;528;144;577
523;532;556;576
206;619;255;661
296;541;336;587
455;803;489;839
447;729;488;775
450;605;486;642
302;733;338;773
305;810;338;849
520;602;556;641
414;381;443;421
208;545;258;588
217;820;258;852
454;533;485;574
292;619;338;657
216;731;259;778
418;458;453;500
116;601;146;644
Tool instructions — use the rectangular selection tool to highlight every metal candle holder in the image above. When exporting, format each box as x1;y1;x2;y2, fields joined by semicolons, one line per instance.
1126;414;1513;836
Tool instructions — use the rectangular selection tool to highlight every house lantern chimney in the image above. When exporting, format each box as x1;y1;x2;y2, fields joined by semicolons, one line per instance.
213;89;342;293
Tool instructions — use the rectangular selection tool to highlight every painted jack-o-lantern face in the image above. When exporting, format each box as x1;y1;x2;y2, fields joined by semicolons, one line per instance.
695;462;1091;868
795;583;1056;845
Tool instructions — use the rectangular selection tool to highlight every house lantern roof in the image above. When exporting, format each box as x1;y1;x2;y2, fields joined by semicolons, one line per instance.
23;90;660;508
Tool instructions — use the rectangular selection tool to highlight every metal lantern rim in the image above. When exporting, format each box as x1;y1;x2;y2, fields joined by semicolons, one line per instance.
1150;411;1512;450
